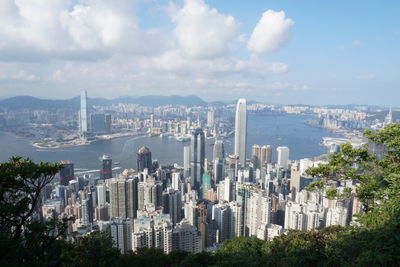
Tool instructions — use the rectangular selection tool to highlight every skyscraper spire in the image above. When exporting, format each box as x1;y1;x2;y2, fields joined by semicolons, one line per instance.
80;90;88;133
384;106;393;126
234;98;247;167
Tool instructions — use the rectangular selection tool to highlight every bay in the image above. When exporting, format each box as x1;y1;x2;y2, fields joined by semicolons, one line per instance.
0;114;338;171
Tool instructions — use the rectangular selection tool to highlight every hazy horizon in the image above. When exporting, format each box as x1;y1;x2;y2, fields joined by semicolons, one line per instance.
0;93;397;108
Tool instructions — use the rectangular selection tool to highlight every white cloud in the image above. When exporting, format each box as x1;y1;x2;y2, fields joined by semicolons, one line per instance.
11;70;38;81
352;40;363;46
0;0;164;61
248;10;294;53
356;73;376;80
0;1;292;100
169;0;238;59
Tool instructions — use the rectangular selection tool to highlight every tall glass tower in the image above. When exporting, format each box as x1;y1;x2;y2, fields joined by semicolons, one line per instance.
234;98;247;167
80;90;88;133
137;146;152;173
100;154;113;179
190;128;205;191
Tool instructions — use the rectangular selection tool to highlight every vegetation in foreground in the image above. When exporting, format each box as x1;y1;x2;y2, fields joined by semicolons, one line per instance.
1;124;400;266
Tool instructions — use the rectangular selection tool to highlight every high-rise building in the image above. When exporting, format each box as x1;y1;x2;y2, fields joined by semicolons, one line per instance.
111;218;132;254
201;171;212;199
105;114;112;133
81;198;93;225
137;178;163;210
171;172;181;191
265;145;272;164
190;128;205;191
132;214;172;254
183;146;191;178
91;113;107;134
277;146;290;170
234;99;247;167
251;145;261;168
290;165;301;199
212;201;242;243
260;145;272;166
59;160;74;186
213;140;225;183
110;177;138;219
172;219;201;253
207;110;214;127
212;203;230;243
97;183;107;206
137;146;152;173
80;90;88;133
163;189;182;226
100;155;113;179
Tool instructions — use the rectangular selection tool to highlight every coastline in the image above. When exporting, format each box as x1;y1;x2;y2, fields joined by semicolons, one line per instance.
30;131;144;150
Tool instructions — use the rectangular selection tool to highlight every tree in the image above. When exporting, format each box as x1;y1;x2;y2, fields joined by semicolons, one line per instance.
0;157;66;266
306;123;400;228
60;231;120;267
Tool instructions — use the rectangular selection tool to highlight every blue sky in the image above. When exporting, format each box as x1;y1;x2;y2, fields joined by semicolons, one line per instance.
0;0;399;106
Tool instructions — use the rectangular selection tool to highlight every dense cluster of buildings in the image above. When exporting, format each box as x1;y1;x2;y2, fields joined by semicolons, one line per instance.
37;98;365;255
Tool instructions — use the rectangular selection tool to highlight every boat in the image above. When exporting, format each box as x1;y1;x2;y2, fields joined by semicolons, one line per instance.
175;135;190;142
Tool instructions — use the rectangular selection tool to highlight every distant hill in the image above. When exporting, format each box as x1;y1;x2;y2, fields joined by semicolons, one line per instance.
0;96;80;110
0;95;207;110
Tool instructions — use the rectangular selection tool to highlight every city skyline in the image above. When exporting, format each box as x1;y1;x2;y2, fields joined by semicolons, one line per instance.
0;0;398;106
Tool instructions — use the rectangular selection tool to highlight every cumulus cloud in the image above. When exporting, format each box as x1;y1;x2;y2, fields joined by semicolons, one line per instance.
0;0;164;61
248;10;294;53
169;0;238;59
0;1;293;100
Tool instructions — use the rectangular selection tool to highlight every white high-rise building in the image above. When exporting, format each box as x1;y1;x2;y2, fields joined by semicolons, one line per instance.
277;146;290;169
132;214;172;253
234;99;247;167
207;110;214;127
97;184;107;206
80;90;88;133
171;172;181;191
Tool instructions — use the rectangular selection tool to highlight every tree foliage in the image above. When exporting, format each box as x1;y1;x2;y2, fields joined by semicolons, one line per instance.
0;157;66;266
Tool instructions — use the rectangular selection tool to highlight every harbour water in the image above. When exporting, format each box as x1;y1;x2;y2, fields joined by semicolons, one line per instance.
0;113;339;171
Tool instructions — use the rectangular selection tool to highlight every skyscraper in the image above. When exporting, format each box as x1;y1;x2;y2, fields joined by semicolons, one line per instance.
234;98;247;167
59;160;74;186
213;140;225;183
80;90;88;133
190;128;205;191
100;155;113;179
277;146;290;169
137;146;152;173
